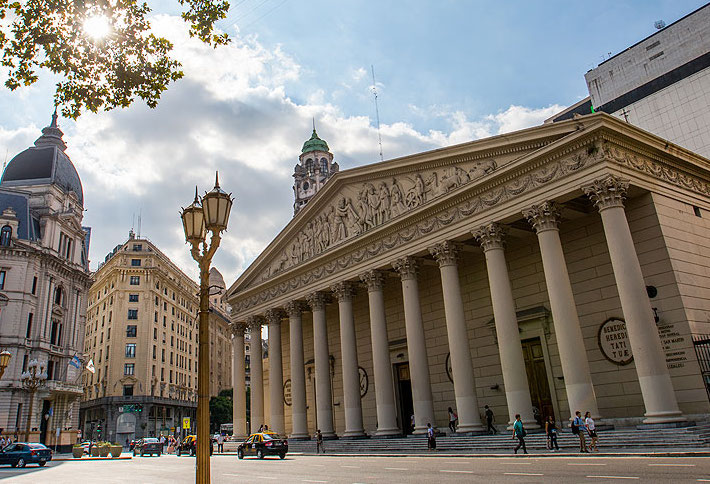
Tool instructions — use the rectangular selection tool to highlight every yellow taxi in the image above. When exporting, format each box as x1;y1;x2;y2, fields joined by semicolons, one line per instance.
237;432;288;460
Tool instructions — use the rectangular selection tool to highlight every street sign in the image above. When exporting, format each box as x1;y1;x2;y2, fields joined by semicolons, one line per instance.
182;417;190;429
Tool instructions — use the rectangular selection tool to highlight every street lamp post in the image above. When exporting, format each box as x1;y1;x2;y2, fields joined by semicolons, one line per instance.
181;173;233;484
0;351;11;378
21;359;47;442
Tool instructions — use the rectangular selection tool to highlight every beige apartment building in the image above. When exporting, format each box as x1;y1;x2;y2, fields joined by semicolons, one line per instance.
80;235;232;443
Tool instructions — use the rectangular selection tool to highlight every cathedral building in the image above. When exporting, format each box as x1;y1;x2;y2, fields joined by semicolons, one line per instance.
226;112;710;440
0;113;91;451
292;126;339;214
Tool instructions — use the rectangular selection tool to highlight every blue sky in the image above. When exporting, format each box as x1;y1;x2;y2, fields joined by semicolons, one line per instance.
0;0;705;282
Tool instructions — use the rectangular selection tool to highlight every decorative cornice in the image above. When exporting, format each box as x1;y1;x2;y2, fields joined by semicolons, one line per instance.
264;308;285;325
306;291;327;311
359;269;385;292
392;256;418;281
522;201;562;234
582;174;629;211
331;281;357;302
429;240;460;267
472;223;506;251
284;300;306;318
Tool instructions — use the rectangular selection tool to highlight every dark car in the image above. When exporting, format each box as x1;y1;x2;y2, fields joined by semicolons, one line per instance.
133;438;162;457
0;442;52;468
237;432;288;460
177;435;213;456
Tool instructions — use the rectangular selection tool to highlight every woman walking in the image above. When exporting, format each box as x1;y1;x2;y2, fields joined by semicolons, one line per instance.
545;416;559;451
447;407;457;434
585;411;598;452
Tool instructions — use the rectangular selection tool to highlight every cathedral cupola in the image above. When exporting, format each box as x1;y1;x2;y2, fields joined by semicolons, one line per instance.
293;122;338;215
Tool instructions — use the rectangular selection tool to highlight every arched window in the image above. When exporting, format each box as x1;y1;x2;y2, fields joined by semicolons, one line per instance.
55;287;63;305
0;226;12;246
305;159;313;174
321;158;328;173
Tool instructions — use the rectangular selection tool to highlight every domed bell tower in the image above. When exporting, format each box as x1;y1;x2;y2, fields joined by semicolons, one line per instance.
293;123;338;215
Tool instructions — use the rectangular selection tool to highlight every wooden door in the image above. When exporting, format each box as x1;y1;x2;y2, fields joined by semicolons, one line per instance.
521;338;554;425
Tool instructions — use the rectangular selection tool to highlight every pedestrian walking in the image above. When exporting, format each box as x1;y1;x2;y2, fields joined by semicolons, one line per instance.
217;433;224;453
513;414;528;454
258;424;264;432
410;414;415;434
447;407;458;433
426;423;436;451
572;411;588;453
315;429;324;454
545;416;559;451
585;412;598;452
484;405;497;434
160;434;166;452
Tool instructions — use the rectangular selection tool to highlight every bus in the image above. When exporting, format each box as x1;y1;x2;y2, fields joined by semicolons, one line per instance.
220;423;233;437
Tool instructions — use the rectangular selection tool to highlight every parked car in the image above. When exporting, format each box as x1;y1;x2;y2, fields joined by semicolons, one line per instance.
0;442;52;468
133;438;162;457
176;435;213;456
237;432;288;460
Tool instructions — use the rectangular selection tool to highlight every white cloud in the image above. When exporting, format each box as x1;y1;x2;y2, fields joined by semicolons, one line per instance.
1;14;565;286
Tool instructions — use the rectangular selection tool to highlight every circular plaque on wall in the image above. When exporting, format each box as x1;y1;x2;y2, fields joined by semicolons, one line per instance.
445;352;453;383
283;379;292;406
597;317;634;365
359;367;369;398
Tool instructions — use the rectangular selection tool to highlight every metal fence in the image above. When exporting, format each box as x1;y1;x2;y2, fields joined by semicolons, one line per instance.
692;334;710;401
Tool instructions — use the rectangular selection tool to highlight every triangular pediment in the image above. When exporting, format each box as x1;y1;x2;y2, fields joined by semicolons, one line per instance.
229;119;584;295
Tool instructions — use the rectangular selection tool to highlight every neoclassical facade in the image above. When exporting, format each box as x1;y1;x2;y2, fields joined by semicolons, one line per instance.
226;113;710;439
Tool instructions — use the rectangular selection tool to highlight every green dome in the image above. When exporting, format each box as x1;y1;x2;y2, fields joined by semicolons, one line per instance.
301;129;330;154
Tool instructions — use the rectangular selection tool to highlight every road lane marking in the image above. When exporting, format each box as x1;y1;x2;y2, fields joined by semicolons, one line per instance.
223;474;241;477
649;464;695;467
586;476;639;480
440;470;474;474
697;480;710;482
341;465;360;468
309;464;326;467
302;480;327;483
504;472;544;476
569;463;607;466
384;467;408;470
502;462;532;465
257;477;277;480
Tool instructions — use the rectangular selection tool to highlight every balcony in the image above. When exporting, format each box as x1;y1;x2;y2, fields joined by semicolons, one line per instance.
45;380;84;395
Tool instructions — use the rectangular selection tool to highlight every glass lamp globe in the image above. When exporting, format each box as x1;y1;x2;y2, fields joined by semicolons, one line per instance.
181;187;206;244
202;172;233;233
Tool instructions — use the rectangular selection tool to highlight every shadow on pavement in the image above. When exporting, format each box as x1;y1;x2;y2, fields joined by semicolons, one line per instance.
0;460;65;480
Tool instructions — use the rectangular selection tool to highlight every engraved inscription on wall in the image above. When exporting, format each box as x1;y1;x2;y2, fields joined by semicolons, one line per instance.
598;318;633;365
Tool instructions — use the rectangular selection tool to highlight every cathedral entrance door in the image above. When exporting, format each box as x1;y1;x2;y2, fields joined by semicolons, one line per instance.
394;363;414;435
521;337;554;426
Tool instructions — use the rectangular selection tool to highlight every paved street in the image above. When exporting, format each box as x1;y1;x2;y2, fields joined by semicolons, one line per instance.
1;454;710;483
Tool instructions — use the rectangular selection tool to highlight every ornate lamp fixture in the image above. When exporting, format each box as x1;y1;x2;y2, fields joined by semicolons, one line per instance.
21;359;48;441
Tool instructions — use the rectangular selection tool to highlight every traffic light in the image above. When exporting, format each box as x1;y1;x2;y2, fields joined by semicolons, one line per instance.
96;422;102;437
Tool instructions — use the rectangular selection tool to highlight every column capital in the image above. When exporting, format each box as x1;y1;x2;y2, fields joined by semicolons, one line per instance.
392;256;419;281
522;201;562;233
360;269;385;292
230;321;248;336
428;240;460;267
472;222;506;251
306;291;328;311
582;174;629;211
284;300;306;318
246;315;264;332
331;281;357;302
264;308;285;326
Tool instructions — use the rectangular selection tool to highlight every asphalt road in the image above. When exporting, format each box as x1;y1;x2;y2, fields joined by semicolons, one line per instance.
1;453;709;483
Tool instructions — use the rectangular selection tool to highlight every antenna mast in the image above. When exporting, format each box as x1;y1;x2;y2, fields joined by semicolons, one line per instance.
371;65;384;162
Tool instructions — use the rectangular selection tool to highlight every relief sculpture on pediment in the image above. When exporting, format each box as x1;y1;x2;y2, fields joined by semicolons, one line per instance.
260;159;498;282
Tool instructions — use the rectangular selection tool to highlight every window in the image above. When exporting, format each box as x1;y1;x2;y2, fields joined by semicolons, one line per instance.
50;320;62;345
0;225;12;246
128;309;138;320
161;368;164;381
125;343;136;358
123;385;134;396
132;244;142;251
31;276;37;295
107;327;111;340
128;294;139;302
54;287;62;305
47;360;55;380
161;349;165;362
152;345;156;359
129;276;140;285
25;313;33;338
153;328;157;339
154;312;158;322
58;232;73;260
22;355;28;372
124;363;135;375
131;259;141;267
126;325;137;338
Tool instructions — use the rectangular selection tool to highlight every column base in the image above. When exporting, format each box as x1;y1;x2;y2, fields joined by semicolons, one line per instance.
448;429;490;436
456;423;487;433
322;432;339;440
642;411;687;425
375;428;403;438
288;433;311;441
638;420;694;430
505;419;540;431
340;432;369;440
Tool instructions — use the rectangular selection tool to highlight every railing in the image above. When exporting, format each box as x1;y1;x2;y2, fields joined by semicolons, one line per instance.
692;334;710;402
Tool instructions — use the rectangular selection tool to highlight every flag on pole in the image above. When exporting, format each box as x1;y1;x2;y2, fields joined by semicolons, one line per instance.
69;355;81;369
86;359;95;374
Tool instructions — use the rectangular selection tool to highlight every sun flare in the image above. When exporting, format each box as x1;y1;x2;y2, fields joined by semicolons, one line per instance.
84;15;111;40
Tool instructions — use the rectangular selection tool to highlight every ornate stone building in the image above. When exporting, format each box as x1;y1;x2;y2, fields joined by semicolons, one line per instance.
0;113;91;451
226;113;710;440
80;236;232;442
293;126;339;214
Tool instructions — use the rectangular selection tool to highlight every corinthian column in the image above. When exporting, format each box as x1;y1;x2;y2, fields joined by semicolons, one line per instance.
523;201;599;420
332;281;366;438
307;291;336;437
265;309;285;435
231;322;248;439
583;175;684;424
360;270;400;436
285;301;309;439
428;242;484;433
392;256;435;434
472;225;537;428
247;316;265;432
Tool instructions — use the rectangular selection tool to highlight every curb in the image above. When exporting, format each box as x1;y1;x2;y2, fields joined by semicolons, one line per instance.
53;456;133;461
283;451;710;458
